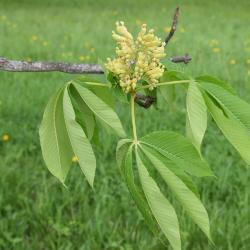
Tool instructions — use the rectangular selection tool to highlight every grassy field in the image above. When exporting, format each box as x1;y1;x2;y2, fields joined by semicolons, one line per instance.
0;0;250;249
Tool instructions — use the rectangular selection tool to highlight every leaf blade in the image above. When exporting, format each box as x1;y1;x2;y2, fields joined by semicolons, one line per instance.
140;131;213;177
186;82;207;152
39;87;73;183
73;83;126;138
135;149;181;250
64;86;96;187
199;82;250;165
141;145;212;242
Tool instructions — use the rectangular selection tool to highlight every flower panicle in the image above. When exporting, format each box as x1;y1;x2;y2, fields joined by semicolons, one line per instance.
105;21;166;93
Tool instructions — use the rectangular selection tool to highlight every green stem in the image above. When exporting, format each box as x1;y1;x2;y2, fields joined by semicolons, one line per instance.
136;79;192;90
74;80;110;87
131;93;138;144
84;82;110;87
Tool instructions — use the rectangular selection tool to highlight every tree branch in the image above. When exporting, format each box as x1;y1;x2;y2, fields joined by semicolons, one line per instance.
164;7;179;46
0;57;103;74
0;54;191;74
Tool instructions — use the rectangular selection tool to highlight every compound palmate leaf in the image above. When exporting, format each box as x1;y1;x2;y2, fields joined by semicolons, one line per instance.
72;82;126;138
39;87;73;184
135;148;181;250
64;86;96;187
198;81;250;166
186;82;207;152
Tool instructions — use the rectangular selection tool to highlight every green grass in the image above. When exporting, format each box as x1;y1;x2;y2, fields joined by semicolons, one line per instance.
0;0;250;249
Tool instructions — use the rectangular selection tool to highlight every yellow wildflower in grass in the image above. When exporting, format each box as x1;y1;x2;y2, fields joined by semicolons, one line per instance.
209;39;219;47
2;134;10;142
105;22;166;93
229;59;236;65
31;35;38;41
212;47;220;53
79;55;85;61
43;41;48;46
180;27;185;33
247;59;250;64
1;15;7;21
248;70;250;76
72;155;78;162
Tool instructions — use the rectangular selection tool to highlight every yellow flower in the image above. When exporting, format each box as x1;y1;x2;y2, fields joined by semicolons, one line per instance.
1;15;7;21
212;47;220;53
31;35;38;41
164;26;171;33
43;41;48;46
106;22;166;93
79;55;85;61
72;155;78;162
248;70;250;76
247;59;250;64
180;27;185;33
229;59;236;65
2;134;10;142
209;39;219;46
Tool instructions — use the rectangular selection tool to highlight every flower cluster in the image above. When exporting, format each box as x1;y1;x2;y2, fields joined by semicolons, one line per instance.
105;22;166;93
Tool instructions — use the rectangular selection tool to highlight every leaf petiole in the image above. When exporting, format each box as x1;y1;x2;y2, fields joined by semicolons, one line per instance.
136;79;193;90
131;93;138;144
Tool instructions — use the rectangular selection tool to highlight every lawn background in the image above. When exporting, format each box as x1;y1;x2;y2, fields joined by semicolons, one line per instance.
0;0;250;249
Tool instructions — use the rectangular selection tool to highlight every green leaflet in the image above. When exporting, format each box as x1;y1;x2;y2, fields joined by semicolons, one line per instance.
140;145;212;242
139;145;200;198
159;84;176;104
186;82;207;152
135;148;181;250
69;85;95;139
116;139;132;168
203;93;250;166
63;87;96;187
39;87;73;184
196;75;235;94
120;146;164;238
199;82;250;165
160;70;190;81
140;131;214;177
74;76;115;109
73;82;126;138
158;70;185;104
